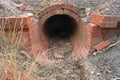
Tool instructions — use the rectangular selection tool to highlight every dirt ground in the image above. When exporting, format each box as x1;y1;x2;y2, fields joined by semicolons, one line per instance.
0;0;120;80
1;33;120;80
31;38;87;80
83;32;120;80
23;32;120;80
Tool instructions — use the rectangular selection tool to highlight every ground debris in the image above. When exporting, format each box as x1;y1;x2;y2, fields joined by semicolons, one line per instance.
0;0;22;17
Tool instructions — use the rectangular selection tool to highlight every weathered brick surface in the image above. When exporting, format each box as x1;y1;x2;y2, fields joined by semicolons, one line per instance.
63;9;80;21
73;42;90;59
91;13;120;28
54;9;64;14
27;17;46;56
87;23;103;47
1;1;120;61
100;21;117;28
0;18;28;29
38;4;83;59
95;40;110;51
0;16;31;52
72;21;90;59
39;4;80;18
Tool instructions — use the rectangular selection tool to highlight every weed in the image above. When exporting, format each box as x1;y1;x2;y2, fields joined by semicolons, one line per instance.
0;18;37;80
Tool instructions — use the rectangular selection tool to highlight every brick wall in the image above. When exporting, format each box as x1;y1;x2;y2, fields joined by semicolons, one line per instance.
0;4;120;61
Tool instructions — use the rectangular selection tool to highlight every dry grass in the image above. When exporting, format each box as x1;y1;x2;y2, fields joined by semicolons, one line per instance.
0;18;87;80
0;19;38;80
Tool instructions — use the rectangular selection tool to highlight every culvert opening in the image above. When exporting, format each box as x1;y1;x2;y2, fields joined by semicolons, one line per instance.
43;14;78;59
43;14;77;39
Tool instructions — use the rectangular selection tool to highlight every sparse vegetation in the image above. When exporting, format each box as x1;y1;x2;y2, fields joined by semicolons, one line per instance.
0;18;87;80
0;0;120;80
0;19;37;80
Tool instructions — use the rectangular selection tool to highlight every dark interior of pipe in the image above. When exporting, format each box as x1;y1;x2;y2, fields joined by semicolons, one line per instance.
44;14;77;39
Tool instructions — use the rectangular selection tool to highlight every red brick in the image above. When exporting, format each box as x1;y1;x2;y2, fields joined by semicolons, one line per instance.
27;17;49;56
91;13;104;25
80;47;90;59
54;9;64;14
87;23;102;31
95;40;110;51
73;42;90;59
38;4;80;18
91;13;119;28
91;37;103;46
105;16;116;21
61;4;79;14
0;17;28;29
102;28;119;39
91;31;103;37
115;17;120;21
100;21;117;28
64;9;80;22
87;23;103;46
39;6;53;18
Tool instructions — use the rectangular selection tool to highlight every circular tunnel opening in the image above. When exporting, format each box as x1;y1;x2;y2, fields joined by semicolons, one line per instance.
44;14;77;39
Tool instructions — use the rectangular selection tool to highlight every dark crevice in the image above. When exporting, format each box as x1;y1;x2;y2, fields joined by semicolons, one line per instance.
43;14;77;39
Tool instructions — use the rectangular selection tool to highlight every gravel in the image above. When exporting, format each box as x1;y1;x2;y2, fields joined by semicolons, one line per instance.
1;0;120;17
0;0;120;80
17;32;120;80
84;32;120;80
5;0;119;21
68;0;120;16
33;38;87;80
100;0;120;15
0;0;23;17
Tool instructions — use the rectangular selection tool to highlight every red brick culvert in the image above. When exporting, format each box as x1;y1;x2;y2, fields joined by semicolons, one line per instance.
0;1;120;62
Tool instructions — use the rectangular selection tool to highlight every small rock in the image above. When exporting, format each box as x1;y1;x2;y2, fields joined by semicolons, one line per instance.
17;3;25;11
106;70;112;74
96;73;101;76
54;53;63;59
